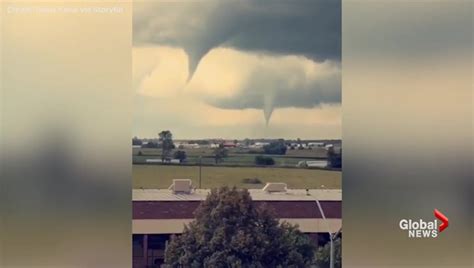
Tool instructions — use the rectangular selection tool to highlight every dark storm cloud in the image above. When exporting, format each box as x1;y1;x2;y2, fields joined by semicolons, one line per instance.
210;76;341;110
221;2;341;62
134;1;341;124
210;81;341;124
133;1;341;79
202;59;341;124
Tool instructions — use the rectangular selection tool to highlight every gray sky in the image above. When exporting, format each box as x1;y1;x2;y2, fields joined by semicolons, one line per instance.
133;1;341;139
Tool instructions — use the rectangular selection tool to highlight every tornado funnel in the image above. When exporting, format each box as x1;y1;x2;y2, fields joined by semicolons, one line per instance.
185;47;208;83
187;55;200;82
263;93;275;125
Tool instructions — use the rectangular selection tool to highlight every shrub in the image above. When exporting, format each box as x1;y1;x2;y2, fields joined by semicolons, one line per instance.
327;147;342;168
242;178;263;184
173;150;187;163
255;155;275;165
248;149;262;154
263;140;287;155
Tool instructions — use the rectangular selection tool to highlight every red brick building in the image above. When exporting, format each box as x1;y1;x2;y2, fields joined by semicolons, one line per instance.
132;188;342;267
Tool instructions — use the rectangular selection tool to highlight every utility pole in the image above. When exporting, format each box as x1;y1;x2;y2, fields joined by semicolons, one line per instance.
199;155;202;188
314;194;334;268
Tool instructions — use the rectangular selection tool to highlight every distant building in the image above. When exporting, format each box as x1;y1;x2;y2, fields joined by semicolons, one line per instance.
222;141;237;148
146;159;180;164
251;142;270;149
287;143;298;149
308;142;325;148
297;160;328;168
209;143;220;148
177;143;200;149
132;184;341;267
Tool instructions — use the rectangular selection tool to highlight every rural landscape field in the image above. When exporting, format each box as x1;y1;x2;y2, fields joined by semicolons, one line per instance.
133;165;341;189
132;1;342;266
133;146;329;166
132;138;341;189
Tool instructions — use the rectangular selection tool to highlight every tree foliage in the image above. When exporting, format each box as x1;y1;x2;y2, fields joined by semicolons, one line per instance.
142;141;159;148
165;187;316;267
213;144;229;164
132;137;143;146
159;130;175;161
263;140;287;155
243;138;252;146
173;150;187;163
327;147;342;168
315;236;342;268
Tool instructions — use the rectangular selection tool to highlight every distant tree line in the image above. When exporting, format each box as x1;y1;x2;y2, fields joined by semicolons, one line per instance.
327;147;342;168
187;140;210;145
263;139;287;155
142;141;159;148
132;137;142;146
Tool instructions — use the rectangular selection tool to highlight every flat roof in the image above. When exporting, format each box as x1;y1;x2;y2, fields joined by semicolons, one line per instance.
133;189;341;202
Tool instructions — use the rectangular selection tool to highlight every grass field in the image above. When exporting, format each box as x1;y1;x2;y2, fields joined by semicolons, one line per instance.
133;147;328;167
133;165;341;189
133;147;328;158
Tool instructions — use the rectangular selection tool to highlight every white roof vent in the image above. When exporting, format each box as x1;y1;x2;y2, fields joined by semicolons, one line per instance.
262;183;287;193
169;179;192;194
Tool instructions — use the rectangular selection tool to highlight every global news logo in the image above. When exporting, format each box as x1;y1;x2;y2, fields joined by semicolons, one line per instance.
399;209;449;238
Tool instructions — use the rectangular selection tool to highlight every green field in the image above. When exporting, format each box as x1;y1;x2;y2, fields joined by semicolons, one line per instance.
133;147;328;167
133;147;328;158
133;165;341;189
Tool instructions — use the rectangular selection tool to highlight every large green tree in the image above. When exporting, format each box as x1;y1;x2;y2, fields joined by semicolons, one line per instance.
165;187;315;267
158;130;175;162
213;144;228;164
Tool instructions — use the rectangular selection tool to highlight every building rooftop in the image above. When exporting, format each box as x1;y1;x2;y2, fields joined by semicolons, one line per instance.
133;188;341;202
